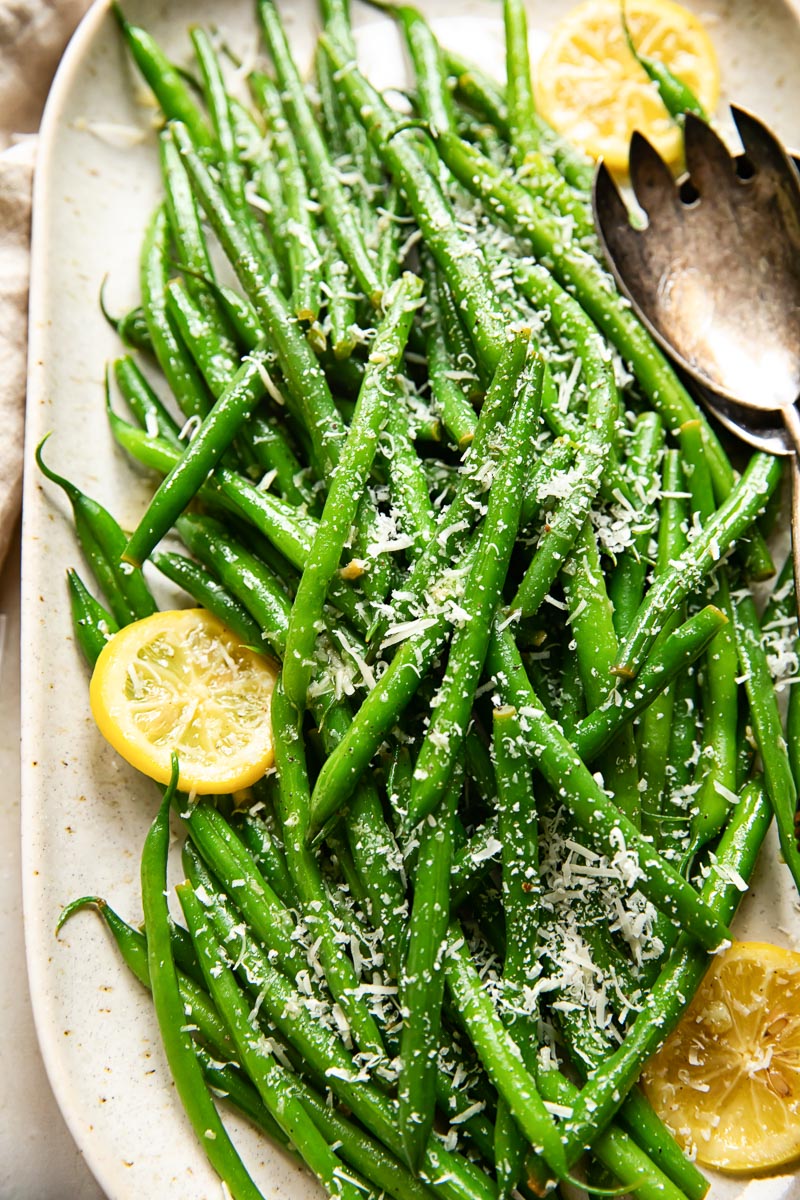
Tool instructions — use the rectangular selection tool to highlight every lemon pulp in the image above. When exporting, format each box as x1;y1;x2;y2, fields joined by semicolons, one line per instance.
90;608;277;794
534;0;720;172
642;941;800;1171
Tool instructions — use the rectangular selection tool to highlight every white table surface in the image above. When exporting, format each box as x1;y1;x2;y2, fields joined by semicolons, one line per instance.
0;523;106;1200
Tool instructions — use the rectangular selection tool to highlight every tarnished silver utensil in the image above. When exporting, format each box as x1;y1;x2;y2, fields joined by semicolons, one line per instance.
593;106;800;604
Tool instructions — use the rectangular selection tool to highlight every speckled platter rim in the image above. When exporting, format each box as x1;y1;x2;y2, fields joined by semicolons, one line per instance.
20;1;800;1197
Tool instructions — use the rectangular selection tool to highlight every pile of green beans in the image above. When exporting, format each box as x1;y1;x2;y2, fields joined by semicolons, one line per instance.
50;3;800;1199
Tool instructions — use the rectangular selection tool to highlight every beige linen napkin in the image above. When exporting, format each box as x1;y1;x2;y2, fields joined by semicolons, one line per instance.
0;0;89;569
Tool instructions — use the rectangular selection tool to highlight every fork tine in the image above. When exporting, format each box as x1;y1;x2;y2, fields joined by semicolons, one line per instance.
592;160;635;241
683;113;735;193
732;105;795;177
628;131;678;222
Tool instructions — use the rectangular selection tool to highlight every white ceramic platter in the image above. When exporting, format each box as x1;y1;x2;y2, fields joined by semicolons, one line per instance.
20;1;800;1197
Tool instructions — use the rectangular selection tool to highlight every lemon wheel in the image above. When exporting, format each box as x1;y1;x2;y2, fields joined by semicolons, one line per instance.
642;941;800;1171
90;609;277;795
534;0;720;172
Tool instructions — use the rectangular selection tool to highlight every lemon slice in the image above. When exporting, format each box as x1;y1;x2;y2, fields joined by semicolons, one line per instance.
641;941;800;1171
534;0;720;172
90;609;277;795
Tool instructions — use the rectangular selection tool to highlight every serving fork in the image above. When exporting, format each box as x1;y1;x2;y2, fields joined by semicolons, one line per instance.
593;106;800;608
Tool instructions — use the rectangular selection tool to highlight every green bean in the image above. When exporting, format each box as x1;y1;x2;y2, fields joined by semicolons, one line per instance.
320;35;508;376
408;347;542;826
503;0;537;161
492;705;540;1198
680;421;739;860
36;439;156;626
445;924;567;1182
348;490;406;621
252;152;291;288
175;513;290;656
317;7;383;234
113;307;250;481
100;283;154;354
435;265;484;397
513;458;605;622
115;333;310;506
189;29;280;283
561;521;640;821
322;705;408;974
488;625;732;951
67;569;118;668
447;51;510;136
324;238;359;360
638;450;688;845
294;1075;439;1200
178;880;368;1200
450;817;500;905
535;1068;701;1200
250;73;324;323
123;355;268;566
422;260;479;449
462;731;495;808
256;1;381;305
385;399;437;556
502;0;594;240
561;776;771;1159
377;186;407;293
107;414;310;566
393;2;457;133
617;453;782;677
315;39;348;158
159;133;236;345
139;766;267;1200
171;122;344;479
178;797;312;985
164;280;240;397
231;810;297;909
573;604;726;764
176;272;264;355
443;49;595;193
112;355;182;448
462;113;508;167
397;775;459;1169
182;845;498;1200
282;273;423;710
196;1052;295;1153
271;678;387;1057
622;7;707;122
149;550;261;646
732;590;800;895
245;414;313;508
112;7;212;148
140;205;212;420
616;1089;709;1200
608;413;664;639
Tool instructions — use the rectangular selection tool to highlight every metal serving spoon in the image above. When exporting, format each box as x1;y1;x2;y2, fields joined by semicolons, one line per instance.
593;106;800;601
